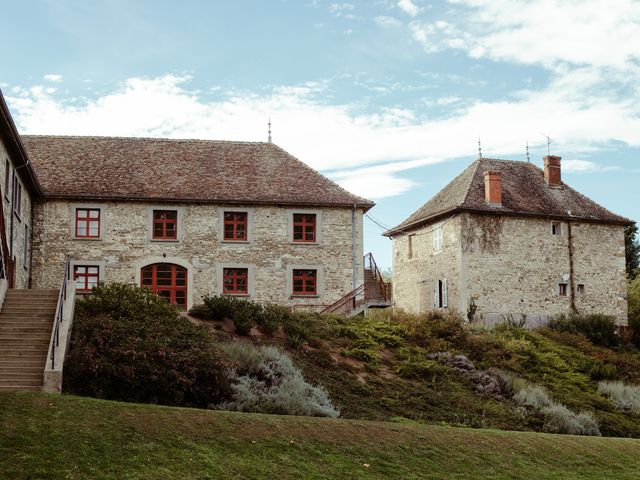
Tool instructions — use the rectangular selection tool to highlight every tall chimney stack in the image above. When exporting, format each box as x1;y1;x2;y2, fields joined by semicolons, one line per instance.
544;155;562;186
484;170;502;207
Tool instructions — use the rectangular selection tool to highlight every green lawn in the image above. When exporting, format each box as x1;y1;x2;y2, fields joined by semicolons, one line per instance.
1;392;639;479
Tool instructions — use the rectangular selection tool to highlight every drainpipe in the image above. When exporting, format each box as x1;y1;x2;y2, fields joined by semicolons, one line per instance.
352;204;357;289
567;221;577;313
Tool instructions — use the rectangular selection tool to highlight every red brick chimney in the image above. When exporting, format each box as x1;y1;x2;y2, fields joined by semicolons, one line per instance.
484;170;502;206
544;155;562;186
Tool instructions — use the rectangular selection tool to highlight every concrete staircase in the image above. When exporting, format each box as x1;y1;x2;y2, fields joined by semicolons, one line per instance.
0;289;58;391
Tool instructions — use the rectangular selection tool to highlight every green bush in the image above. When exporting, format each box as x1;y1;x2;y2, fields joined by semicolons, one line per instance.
232;301;255;336
202;294;239;320
548;314;619;348
215;343;339;417
255;303;289;336
188;303;212;319
65;283;231;408
629;277;640;347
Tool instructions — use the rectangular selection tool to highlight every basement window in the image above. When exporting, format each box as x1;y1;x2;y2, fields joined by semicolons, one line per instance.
292;269;317;295
577;284;585;295
551;221;562;236
559;283;568;297
223;268;248;295
74;265;99;293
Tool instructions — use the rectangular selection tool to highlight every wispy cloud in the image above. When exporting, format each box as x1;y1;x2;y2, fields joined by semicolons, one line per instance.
397;0;422;17
43;74;62;82
6;71;639;200
374;15;402;28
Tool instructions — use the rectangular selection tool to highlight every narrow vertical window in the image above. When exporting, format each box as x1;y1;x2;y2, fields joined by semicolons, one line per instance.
74;265;99;292
433;226;443;253
407;234;413;259
293;214;316;242
223;212;248;241
577;284;585;295
292;269;317;295
152;210;177;240
23;224;29;268
12;173;21;217
559;283;568;297
75;209;101;238
551;221;562;236
4;160;9;199
223;268;248;294
434;279;448;308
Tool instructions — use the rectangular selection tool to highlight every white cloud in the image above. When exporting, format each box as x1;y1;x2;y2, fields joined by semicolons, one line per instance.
6;73;639;200
374;15;402;28
562;160;621;174
398;0;422;17
43;74;63;82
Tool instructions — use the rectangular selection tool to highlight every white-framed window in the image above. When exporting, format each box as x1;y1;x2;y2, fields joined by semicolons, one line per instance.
551;221;562;236
434;279;448;308
407;234;414;259
433;225;443;253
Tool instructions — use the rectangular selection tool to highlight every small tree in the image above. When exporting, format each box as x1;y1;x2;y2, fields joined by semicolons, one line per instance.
628;276;640;347
625;224;639;280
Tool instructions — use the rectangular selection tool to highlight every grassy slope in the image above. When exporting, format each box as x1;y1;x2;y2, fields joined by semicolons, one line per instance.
2;392;640;480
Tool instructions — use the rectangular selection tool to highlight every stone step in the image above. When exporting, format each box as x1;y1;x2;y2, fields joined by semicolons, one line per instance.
0;375;44;386
0;341;51;349
0;325;53;331
0;316;56;322
0;385;42;391
0;347;49;355
0;366;43;375
1;305;58;312
6;289;58;295
0;359;46;368
2;302;59;309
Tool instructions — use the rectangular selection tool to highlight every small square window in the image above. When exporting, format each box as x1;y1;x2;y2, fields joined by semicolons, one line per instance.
293;214;316;242
577;284;585;295
75;208;101;238
152;210;178;240
559;283;568;296
223;212;248;241
223;268;248;295
292;269;317;295
551;222;562;236
74;265;99;292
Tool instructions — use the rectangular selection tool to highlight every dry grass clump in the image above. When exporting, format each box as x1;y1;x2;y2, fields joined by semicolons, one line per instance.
598;381;640;413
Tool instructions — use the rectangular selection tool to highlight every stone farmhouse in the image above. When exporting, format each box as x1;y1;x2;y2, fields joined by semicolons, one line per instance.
0;88;390;392
386;157;632;327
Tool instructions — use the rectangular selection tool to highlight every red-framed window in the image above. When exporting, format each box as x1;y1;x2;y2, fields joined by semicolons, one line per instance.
293;213;316;242
292;269;317;295
74;265;99;293
141;263;187;309
223;268;248;295
152;210;178;240
223;212;248;241
75;208;101;238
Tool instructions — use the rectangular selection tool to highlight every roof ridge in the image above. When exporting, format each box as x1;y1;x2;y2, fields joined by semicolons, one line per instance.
460;159;482;208
21;134;271;145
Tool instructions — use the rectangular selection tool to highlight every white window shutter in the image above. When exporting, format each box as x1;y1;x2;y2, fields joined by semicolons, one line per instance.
442;279;448;308
433;280;439;308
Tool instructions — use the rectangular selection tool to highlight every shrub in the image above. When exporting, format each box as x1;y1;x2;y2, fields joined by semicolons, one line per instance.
513;383;554;410
588;362;618;381
255;303;289;335
541;405;601;436
65;284;231;408
598;381;640;413
188;303;212;319
232;301;255;336
629;276;640;347
202;294;239;320
215;344;339;418
548;314;619;348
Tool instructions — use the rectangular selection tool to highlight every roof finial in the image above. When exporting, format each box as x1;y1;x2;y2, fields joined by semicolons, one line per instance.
542;133;551;156
478;137;483;158
526;141;530;162
268;117;272;143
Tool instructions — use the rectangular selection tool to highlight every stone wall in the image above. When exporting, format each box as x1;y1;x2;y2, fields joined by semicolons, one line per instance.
461;212;628;326
392;212;628;325
392;216;462;314
31;200;364;309
0;138;33;288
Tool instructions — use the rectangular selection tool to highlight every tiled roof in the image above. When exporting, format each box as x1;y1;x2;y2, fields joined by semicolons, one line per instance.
21;135;373;209
385;158;632;236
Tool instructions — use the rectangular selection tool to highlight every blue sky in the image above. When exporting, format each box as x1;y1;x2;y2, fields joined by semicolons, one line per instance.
2;0;640;268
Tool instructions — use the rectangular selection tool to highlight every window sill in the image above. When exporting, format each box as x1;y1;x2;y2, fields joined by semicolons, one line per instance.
150;238;180;243
291;294;320;298
290;241;320;246
224;293;250;297
221;239;251;244
73;237;103;241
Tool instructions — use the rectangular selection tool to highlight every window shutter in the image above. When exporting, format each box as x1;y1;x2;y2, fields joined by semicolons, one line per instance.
433;280;439;308
442;279;448;308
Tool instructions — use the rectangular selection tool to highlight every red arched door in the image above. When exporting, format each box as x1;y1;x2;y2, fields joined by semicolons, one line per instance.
141;263;187;309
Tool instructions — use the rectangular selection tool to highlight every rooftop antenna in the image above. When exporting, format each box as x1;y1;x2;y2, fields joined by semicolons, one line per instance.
542;133;552;156
526;141;530;162
268;117;272;143
478;137;483;158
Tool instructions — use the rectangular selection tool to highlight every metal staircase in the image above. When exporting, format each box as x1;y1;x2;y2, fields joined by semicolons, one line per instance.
321;253;391;317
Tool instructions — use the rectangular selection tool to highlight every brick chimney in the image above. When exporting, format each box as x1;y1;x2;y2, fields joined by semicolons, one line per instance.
544;155;562;186
484;170;502;207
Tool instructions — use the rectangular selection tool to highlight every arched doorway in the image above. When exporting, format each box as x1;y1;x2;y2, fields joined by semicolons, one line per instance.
141;263;188;309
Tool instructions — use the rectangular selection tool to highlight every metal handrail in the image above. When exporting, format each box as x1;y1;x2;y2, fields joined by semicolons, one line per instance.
321;284;366;315
50;256;71;369
364;252;390;302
